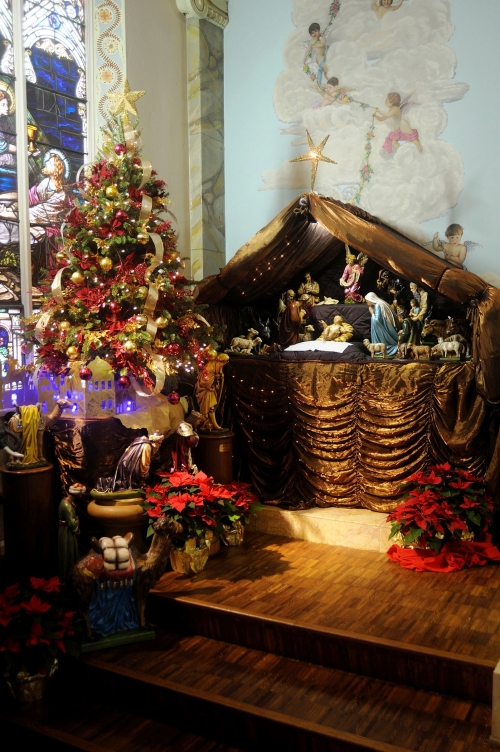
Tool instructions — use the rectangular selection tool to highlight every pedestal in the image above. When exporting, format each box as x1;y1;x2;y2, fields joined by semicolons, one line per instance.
1;464;56;580
87;496;148;552
194;430;234;484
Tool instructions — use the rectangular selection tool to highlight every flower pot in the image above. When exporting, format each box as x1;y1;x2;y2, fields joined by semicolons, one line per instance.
170;538;210;574
204;530;220;557
5;660;58;702
222;520;245;547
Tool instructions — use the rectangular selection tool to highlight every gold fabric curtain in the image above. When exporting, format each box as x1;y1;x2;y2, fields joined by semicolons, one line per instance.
226;358;489;511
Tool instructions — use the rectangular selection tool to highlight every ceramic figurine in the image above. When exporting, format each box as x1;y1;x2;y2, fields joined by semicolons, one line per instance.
408;282;428;322
0;418;24;462
94;433;164;493
7;399;70;468
339;247;367;303
195;352;229;431
363;340;387;358
278;290;305;348
431;338;465;359
407;344;432;360
317;315;354;342
170;421;199;472
68;517;182;637
365;292;399;356
298;271;320;312
226;328;262;355
58;483;85;582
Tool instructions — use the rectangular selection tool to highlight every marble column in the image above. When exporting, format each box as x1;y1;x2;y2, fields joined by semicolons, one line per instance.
177;1;228;281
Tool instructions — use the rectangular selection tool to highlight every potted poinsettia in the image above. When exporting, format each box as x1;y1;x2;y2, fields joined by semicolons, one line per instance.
0;576;81;702
143;471;262;573
387;463;494;552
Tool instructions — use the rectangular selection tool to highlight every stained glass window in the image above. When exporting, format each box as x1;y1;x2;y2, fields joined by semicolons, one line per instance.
0;0;21;303
0;0;87;306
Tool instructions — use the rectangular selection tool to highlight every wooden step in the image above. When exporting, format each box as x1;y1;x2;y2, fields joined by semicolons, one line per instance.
147;593;494;704
0;675;242;752
74;630;491;752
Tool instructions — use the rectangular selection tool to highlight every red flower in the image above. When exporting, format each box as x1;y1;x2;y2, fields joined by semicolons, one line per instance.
0;637;20;653
450;479;473;489
26;622;50;647
193;470;211;485
30;576;61;594
429;462;451;473
168;493;190;512
58;612;76;630
147;504;165;518
21;595;52;615
168;472;194;488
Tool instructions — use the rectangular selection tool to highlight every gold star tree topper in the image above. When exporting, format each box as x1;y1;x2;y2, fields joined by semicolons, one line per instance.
290;130;337;191
107;80;145;120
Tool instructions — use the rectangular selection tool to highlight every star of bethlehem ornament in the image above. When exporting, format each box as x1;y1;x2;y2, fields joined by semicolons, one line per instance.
106;79;145;120
290;130;337;191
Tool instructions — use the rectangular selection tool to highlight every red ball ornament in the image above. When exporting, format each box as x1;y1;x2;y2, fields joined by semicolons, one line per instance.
169;271;178;283
115;209;128;222
79;366;92;381
117;375;131;389
114;143;126;155
108;301;122;313
166;343;181;356
167;391;180;405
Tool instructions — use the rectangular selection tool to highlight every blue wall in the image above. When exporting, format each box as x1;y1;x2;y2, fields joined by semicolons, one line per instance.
225;1;500;281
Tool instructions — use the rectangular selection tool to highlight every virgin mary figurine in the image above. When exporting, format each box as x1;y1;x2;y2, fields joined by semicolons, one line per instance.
365;292;399;356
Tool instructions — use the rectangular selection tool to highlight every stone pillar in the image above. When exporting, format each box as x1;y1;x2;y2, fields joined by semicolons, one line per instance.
176;0;228;281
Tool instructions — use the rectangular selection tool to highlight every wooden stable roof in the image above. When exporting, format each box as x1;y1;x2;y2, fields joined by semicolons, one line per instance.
196;194;500;403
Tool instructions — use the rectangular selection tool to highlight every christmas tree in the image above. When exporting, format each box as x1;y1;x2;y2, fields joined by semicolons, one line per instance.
23;87;220;399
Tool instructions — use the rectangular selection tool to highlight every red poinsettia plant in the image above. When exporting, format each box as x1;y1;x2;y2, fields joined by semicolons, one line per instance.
387;463;494;552
0;577;82;680
143;470;262;545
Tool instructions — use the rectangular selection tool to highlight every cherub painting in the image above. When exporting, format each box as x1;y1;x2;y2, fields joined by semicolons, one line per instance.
303;22;329;85
310;77;355;109
371;0;404;19
430;224;482;270
374;92;422;154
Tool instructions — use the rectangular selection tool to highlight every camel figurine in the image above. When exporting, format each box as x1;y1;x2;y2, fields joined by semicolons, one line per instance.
68;517;182;636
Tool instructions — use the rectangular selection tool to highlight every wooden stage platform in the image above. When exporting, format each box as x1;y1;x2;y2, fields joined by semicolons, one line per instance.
3;531;499;751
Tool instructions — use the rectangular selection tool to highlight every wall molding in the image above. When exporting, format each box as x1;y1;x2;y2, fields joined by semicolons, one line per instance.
176;0;228;28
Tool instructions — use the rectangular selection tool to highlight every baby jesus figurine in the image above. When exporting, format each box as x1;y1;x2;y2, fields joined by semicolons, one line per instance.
317;315;354;342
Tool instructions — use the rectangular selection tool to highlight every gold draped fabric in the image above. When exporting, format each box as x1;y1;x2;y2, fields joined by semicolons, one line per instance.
197;194;500;403
226;358;489;511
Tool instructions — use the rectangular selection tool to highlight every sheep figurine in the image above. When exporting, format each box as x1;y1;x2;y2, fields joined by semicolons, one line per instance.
227;328;262;355
431;338;464;359
363;339;386;358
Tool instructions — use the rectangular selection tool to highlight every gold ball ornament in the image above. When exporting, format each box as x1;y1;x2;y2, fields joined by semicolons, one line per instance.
66;345;79;360
99;257;114;272
55;250;68;263
58;320;71;331
71;270;85;285
105;185;119;199
155;315;170;329
136;286;148;299
136;232;150;245
205;348;218;361
135;314;148;327
123;340;137;354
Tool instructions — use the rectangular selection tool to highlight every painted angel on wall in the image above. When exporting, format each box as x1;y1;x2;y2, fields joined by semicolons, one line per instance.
374;92;422;154
430;224;482;270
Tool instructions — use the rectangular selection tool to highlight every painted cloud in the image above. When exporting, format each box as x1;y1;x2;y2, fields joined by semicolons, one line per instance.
262;0;469;247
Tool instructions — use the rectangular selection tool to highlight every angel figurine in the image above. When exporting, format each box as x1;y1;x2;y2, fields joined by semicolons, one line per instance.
374;92;422;154
339;245;368;303
430;224;481;271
